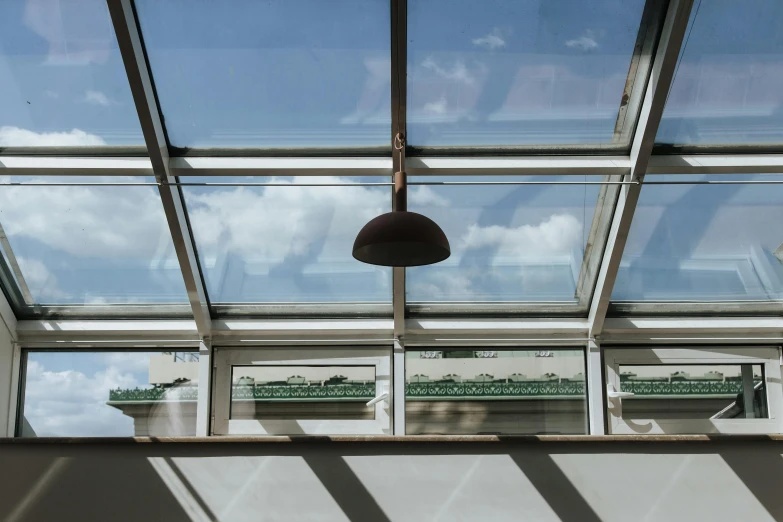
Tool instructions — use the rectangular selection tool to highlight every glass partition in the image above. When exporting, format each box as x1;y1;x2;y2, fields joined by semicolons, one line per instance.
230;365;376;421
19;351;199;437
406;349;587;435
619;364;767;420
0;0;143;150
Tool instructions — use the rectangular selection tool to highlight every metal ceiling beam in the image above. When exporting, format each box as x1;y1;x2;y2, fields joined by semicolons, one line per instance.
108;0;211;338
391;0;407;341
647;154;783;174
0;156;154;176
588;0;695;337
406;156;631;176
169;157;392;177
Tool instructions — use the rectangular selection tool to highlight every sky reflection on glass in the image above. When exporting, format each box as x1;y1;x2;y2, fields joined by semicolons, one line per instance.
612;174;783;302
181;177;392;303
656;0;783;147
21;351;196;437
135;0;390;150
407;0;646;147
407;176;600;302
0;177;188;305
0;0;143;146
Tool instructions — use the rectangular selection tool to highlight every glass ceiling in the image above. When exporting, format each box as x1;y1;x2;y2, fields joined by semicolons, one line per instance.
181;177;392;306
0;0;143;149
0;177;188;315
0;0;781;321
407;176;602;305
407;0;649;150
656;0;783;149
612;174;783;303
135;0;391;152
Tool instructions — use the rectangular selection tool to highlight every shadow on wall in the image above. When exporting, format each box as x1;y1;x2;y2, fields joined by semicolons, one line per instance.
1;440;783;522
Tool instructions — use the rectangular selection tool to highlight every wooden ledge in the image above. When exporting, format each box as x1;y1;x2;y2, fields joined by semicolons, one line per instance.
2;434;783;444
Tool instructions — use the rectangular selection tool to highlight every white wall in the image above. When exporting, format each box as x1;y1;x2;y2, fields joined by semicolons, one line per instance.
0;439;782;522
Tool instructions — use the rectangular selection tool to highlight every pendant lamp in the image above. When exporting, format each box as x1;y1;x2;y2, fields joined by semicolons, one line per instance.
353;137;450;267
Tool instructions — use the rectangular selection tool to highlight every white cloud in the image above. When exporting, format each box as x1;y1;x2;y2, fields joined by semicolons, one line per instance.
0;176;172;262
421;57;477;86
44;90;59;99
473;28;507;50
565;31;599;51
23;360;139;436
460;213;583;258
83;90;112;107
0;126;106;146
16;257;66;301
409;186;450;208
185;178;388;267
423;96;448;115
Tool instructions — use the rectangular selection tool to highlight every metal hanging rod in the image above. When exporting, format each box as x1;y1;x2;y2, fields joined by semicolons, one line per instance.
409;181;637;186
643;180;783;185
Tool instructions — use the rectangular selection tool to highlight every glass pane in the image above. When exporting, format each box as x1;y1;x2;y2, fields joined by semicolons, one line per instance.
20;351;199;437
181;177;392;304
407;176;601;303
0;0;143;147
230;366;376;421
407;0;647;147
135;0;390;151
656;0;783;147
0;177;188;306
619;364;767;420
406;349;587;435
612;174;783;302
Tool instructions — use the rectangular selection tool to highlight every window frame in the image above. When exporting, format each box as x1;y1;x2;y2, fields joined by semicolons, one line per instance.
604;346;783;435
211;346;392;436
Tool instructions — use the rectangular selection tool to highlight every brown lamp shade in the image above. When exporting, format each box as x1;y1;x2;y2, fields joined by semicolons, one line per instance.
353;211;450;267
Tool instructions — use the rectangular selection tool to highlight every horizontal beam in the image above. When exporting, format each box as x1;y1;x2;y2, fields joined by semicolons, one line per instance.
406;156;631;176
169;157;393;177
211;319;394;343
0;157;153;176
648;154;783;174
405;318;589;346
602;316;783;344
16;320;199;343
3;154;782;179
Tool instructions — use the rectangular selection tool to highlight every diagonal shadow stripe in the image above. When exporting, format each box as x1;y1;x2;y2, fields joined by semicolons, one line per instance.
304;454;391;522
510;452;602;522
720;451;783;521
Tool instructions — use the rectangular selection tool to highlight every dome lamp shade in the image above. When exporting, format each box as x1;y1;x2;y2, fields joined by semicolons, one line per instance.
353;170;450;267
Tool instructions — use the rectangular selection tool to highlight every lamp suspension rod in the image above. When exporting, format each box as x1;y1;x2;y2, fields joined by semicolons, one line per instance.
394;132;407;212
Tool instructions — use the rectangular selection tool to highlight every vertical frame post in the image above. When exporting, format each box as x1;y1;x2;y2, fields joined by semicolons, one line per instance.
196;339;213;436
586;339;606;434
391;0;407;341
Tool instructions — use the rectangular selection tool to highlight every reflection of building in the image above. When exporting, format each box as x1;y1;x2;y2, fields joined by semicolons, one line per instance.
108;354;199;436
109;351;762;436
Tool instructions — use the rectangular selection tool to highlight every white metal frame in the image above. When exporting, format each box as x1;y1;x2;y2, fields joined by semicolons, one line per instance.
211;347;391;436
604;346;783;435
